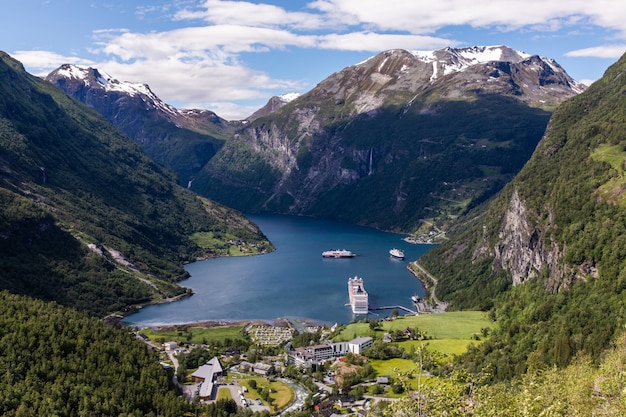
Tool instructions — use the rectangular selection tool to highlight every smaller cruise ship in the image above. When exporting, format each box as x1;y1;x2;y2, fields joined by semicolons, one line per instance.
322;249;355;258
389;248;405;259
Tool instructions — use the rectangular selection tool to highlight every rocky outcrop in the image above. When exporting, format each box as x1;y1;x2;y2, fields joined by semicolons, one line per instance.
471;188;597;293
492;189;564;289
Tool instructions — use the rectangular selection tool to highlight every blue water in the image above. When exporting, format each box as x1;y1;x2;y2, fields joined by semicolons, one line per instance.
122;214;434;326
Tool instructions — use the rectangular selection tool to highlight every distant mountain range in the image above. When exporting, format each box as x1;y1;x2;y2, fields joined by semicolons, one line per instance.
47;46;585;232
0;51;271;316
192;46;585;231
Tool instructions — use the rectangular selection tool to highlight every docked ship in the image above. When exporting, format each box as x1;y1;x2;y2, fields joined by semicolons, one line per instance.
389;248;405;259
348;276;369;314
322;249;355;258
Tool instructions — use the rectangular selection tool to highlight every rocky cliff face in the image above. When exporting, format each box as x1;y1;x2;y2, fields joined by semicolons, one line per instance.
193;46;584;231
482;189;568;291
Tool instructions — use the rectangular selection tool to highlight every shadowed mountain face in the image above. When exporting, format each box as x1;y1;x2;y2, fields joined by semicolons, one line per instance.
191;46;582;231
0;51;270;316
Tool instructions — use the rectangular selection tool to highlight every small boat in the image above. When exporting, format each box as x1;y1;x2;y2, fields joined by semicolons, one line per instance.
322;249;355;258
389;248;405;259
411;294;420;303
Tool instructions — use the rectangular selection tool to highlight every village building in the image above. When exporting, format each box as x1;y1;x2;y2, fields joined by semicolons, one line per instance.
163;341;178;351
239;360;273;375
190;357;223;400
347;337;373;354
288;337;373;368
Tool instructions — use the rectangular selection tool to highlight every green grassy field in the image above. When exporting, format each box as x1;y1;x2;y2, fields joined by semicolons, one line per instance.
334;311;491;357
217;387;232;400
336;311;491;340
140;325;246;344
369;358;418;376
384;312;491;339
398;338;480;356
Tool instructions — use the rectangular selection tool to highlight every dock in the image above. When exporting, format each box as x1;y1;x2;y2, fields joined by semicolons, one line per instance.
370;305;419;315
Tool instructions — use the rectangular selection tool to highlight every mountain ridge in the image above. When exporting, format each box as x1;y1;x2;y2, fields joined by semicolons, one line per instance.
191;45;583;231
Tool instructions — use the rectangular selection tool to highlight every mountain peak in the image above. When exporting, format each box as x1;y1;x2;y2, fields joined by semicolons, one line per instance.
47;64;179;115
332;45;585;112
410;45;531;81
246;93;301;121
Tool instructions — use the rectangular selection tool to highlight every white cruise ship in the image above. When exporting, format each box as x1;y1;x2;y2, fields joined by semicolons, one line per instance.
389;248;405;259
322;249;355;258
348;276;369;314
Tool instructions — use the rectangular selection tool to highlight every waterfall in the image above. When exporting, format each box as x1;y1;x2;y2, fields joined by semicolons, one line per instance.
368;148;373;175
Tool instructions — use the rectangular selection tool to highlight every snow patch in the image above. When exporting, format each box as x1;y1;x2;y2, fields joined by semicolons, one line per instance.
411;45;532;82
279;93;300;103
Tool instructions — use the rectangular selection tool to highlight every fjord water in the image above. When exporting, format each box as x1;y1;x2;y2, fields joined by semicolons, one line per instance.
123;214;433;326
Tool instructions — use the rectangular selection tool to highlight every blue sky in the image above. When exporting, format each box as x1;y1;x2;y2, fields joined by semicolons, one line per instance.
2;0;626;119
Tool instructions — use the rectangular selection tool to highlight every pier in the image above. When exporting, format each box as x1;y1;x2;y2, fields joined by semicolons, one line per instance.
370;305;419;315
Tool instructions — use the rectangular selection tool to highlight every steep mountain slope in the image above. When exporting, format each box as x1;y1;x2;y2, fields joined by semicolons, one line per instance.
45;65;241;185
0;52;271;316
419;52;626;377
192;46;584;231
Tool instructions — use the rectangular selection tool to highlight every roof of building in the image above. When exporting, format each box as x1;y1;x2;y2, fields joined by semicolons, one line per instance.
349;336;373;345
207;356;223;373
199;380;214;399
191;357;222;381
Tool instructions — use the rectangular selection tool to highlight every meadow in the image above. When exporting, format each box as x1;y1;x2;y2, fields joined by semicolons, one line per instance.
140;324;246;344
335;311;492;356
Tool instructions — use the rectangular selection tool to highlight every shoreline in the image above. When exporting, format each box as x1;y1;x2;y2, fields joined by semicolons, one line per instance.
124;316;332;331
406;261;449;312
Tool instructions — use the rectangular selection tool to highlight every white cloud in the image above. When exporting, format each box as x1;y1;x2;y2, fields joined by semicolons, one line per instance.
102;57;302;100
314;32;457;52
11;50;95;76
565;44;626;58
174;0;333;30
308;0;626;35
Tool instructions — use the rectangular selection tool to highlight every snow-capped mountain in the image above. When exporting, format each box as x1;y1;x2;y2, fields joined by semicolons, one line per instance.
49;64;179;115
192;45;586;231
311;45;586;117
46;65;240;185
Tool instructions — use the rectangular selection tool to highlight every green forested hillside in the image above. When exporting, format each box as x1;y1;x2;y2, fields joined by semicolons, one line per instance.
0;51;272;316
0;291;192;416
418;53;626;378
